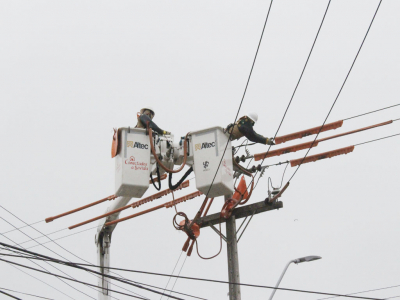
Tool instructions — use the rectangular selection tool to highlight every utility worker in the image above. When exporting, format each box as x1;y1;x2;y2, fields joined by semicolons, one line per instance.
225;112;275;145
135;106;171;135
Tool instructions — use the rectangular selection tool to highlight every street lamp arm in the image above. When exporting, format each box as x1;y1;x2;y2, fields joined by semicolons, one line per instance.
268;260;296;300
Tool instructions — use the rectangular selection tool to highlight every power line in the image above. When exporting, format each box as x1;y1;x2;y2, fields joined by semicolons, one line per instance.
6;263;76;300
344;104;400;121
0;286;55;300
0;242;383;300
0;289;22;300
288;0;383;182
316;284;400;300
0;206;157;300
0;246;206;300
248;0;332;186
0;257;150;300
167;255;188;300
160;251;183;300
203;0;275;201
354;132;400;146
0;220;44;235
0;216;95;300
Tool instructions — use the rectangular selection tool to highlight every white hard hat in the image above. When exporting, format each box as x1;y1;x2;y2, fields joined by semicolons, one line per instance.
247;112;258;124
140;106;155;117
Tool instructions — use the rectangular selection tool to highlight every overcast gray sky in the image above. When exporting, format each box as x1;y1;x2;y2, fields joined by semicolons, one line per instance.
1;0;400;299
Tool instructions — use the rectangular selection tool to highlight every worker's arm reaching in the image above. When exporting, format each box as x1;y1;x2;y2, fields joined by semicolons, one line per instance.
138;114;170;135
225;113;274;145
135;107;171;135
237;120;274;145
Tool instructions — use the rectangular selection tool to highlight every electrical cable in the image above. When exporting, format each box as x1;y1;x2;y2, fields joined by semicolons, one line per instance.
0;245;206;300
16;227;67;247
1;220;44;235
354;133;400;146
160;251;183;300
344;104;400;121
237;0;333;218
0;286;55;300
25;225;97;249
0;241;385;300
0;248;199;300
0;206;152;300
0;289;21;300
167;255;188;300
6;263;76;300
0;257;150;300
202;0;275;201
288;0;383;183
0;215;95;300
316;284;400;300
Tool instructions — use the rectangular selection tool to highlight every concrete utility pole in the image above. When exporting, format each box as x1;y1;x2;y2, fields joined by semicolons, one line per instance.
226;213;241;300
198;199;283;300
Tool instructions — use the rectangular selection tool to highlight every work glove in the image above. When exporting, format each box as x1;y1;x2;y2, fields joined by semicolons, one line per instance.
266;138;275;145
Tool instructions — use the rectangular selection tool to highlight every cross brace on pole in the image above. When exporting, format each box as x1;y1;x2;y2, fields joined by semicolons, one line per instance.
196;199;283;300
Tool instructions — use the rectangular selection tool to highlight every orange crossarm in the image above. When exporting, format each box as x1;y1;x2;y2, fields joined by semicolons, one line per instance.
68;180;190;230
290;146;354;167
254;141;319;161
104;190;203;227
45;195;117;223
275;120;343;144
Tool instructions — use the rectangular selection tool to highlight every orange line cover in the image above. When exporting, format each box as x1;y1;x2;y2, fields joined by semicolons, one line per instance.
275;120;343;144
254;141;319;161
290;146;354;167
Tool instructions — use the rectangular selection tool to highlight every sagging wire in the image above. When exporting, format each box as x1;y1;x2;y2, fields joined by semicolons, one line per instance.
160;251;183;300
288;0;383;183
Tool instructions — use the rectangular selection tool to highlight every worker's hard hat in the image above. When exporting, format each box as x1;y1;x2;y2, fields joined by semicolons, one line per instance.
140;106;155;117
247;112;258;124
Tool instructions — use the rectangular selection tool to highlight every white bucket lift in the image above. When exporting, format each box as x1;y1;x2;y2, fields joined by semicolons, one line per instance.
115;127;150;198
191;126;234;197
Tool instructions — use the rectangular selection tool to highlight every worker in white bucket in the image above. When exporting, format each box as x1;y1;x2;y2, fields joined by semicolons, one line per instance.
135;106;171;135
225;112;275;145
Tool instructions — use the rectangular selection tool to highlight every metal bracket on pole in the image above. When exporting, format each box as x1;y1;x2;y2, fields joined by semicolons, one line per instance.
210;224;227;242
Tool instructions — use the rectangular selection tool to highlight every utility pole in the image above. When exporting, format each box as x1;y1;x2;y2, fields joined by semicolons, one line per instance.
226;209;241;299
198;199;283;300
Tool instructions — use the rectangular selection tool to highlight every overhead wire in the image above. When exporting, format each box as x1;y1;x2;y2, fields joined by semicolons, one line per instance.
0;243;384;300
233;0;332;241
0;245;202;300
6;263;76;300
167;255;188;300
0;245;206;300
0;289;21;300
354;132;400;146
0;206;158;300
0;257;150;300
0;215;96;300
1;220;44;235
202;0;275;201
0;286;55;300
160;251;183;300
288;0;383;183
343;103;400;121
315;283;400;300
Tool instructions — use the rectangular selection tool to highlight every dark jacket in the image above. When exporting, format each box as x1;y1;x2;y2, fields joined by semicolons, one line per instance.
226;117;267;144
136;114;166;135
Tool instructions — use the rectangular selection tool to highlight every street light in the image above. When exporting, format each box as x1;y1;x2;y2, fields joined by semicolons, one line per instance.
268;255;321;300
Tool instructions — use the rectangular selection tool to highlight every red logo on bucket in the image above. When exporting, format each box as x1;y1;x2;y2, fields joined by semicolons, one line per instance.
222;159;232;176
125;156;148;171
